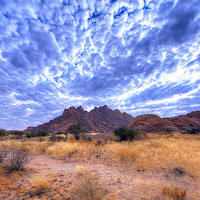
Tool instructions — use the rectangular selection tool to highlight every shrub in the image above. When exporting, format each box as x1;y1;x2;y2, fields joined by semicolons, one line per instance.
9;131;25;136
81;134;92;142
165;128;172;134
49;135;65;142
0;146;9;163
162;187;186;200
186;129;200;134
0;129;8;137
30;175;50;196
66;123;86;140
173;167;185;176
27;131;50;138
73;172;108;200
114;126;138;141
4;148;29;171
103;193;119;200
36;131;50;137
95;139;104;146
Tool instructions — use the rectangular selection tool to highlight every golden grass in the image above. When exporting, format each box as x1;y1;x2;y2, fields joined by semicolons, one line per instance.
0;134;199;199
103;193;119;200
47;142;80;159
76;164;87;175
104;135;200;177
30;175;51;195
73;170;108;200
0;134;199;177
0;140;52;153
0;166;28;198
162;187;186;200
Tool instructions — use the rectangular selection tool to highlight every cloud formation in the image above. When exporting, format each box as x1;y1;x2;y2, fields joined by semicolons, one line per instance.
0;0;200;130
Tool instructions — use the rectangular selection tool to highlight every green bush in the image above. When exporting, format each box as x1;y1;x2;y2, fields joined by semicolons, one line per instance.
66;123;86;140
37;131;50;137
9;131;25;136
186;129;200;134
0;129;9;137
26;131;50;138
165;128;172;134
114;126;138;141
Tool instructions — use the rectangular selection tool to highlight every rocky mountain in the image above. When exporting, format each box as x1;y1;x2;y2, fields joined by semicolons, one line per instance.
128;111;200;133
25;105;134;133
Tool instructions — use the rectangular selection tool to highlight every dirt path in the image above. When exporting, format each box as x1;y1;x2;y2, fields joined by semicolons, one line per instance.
26;154;200;199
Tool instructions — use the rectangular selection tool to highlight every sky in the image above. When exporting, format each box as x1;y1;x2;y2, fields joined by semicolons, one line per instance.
0;0;200;130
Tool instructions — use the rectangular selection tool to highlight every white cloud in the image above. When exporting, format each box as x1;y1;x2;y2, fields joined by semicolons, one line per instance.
0;0;200;129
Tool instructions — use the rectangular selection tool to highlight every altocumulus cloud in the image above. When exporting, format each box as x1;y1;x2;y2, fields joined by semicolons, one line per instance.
0;0;200;130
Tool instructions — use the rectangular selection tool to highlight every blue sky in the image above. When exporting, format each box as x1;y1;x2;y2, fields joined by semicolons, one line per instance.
0;0;200;130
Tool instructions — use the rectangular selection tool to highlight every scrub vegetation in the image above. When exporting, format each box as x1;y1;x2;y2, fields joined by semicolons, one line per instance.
0;133;199;199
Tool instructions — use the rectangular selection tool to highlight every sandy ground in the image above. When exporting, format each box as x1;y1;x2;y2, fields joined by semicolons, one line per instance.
24;154;200;200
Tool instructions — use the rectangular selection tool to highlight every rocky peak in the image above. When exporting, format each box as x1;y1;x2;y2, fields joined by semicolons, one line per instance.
77;106;84;112
113;109;121;114
186;111;200;119
98;105;111;113
62;106;77;116
25;105;134;134
128;111;200;133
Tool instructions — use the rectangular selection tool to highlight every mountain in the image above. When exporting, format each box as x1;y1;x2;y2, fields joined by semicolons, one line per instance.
25;105;134;133
128;111;200;133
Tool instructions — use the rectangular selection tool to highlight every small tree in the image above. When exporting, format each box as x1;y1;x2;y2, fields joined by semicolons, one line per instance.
4;147;29;171
0;129;9;137
186;129;200;134
165;128;172;134
66;123;86;140
37;131;50;137
114;126;138;141
26;131;50;138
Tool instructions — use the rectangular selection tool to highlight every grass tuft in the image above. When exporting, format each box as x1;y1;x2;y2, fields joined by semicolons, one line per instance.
29;175;51;196
162;187;186;200
73;171;108;200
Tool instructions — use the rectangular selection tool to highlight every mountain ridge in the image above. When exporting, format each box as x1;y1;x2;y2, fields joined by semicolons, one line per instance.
128;111;200;133
25;105;134;133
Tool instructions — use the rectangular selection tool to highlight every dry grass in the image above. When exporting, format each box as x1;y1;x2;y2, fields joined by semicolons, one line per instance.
73;170;108;200
0;134;199;199
104;135;200;177
0;140;52;153
29;175;51;196
47;142;80;159
0;166;28;199
103;193;119;200
0;134;199;177
76;164;87;175
162;187;186;200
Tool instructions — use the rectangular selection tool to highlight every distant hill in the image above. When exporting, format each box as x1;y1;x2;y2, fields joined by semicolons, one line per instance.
128;111;200;133
25;105;134;133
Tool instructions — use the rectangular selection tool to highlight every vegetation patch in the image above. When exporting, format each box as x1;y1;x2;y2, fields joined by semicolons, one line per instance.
162;187;186;200
114;126;138;141
73;171;108;200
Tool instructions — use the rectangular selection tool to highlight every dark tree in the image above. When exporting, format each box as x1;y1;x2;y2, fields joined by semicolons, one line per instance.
66;123;86;140
26;131;50;138
165;128;172;134
186;129;200;134
114;126;138;141
0;129;8;137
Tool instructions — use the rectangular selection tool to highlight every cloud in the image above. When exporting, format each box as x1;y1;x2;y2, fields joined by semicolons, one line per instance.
0;0;200;130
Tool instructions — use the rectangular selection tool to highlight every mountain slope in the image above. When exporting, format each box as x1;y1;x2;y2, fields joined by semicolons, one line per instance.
25;105;134;133
128;111;200;133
